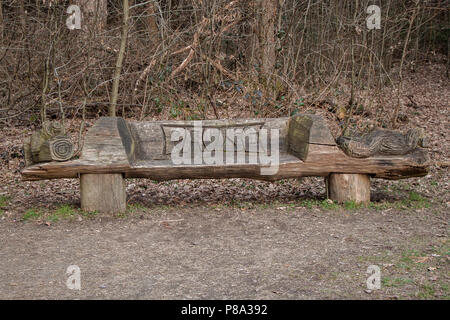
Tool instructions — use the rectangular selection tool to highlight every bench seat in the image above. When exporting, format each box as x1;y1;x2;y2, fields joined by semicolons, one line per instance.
22;116;429;181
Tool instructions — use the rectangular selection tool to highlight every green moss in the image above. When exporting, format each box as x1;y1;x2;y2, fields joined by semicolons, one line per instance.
23;209;43;221
81;210;98;217
398;192;431;209
319;199;340;210
297;199;319;209
0;195;8;216
127;203;146;213
0;195;8;207
344;200;364;210
416;283;436;299
54;204;77;217
382;277;415;288
45;205;78;222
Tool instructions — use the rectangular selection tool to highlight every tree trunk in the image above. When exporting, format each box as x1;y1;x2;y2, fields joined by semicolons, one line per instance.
19;0;26;33
0;0;3;40
327;173;370;204
75;0;107;34
147;0;160;43
80;174;126;214
110;0;129;117
256;0;278;75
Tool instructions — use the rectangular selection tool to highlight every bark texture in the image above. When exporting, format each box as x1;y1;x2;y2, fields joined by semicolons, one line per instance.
327;173;371;204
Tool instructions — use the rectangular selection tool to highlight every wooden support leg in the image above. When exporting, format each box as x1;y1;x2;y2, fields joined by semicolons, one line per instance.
80;174;126;214
327;173;370;204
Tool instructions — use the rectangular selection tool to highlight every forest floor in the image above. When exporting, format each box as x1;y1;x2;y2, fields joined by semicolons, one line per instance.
0;60;448;300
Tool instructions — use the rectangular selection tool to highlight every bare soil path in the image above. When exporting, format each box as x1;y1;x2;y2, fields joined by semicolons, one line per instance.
0;200;448;299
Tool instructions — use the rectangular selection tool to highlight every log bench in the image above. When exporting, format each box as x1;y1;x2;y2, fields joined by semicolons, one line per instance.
21;115;430;213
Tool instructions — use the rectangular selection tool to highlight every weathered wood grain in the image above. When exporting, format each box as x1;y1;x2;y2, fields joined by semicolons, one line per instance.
287;114;337;160
23;124;74;165
288;116;312;160
129;117;289;160
79;117;130;164
21;117;429;181
22;145;429;181
327;173;371;204
80;173;126;213
305;115;336;145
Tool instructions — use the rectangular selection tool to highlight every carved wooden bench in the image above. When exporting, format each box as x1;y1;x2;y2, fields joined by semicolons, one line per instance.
21;115;429;213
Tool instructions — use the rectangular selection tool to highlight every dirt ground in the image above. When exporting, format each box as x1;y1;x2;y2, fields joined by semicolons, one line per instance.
0;196;448;300
0;61;449;300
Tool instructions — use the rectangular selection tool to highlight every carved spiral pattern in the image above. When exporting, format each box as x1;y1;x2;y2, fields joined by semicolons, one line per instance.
49;136;74;161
